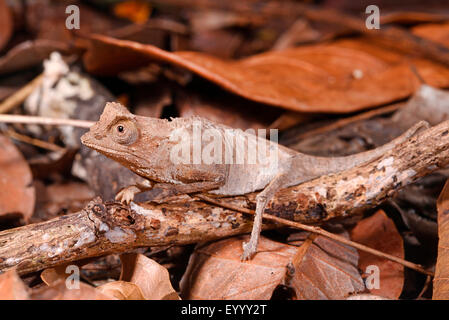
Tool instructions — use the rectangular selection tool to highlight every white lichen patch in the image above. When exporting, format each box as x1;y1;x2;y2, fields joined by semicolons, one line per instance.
39;243;50;251
105;227;136;243
366;163;416;200
47;246;64;258
99;222;110;232
313;186;327;199
131;202;166;221
376;157;394;170
5;258;20;266
74;231;96;249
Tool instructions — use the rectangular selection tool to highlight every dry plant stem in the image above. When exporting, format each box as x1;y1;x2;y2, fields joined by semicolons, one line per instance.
3;128;65;152
196;195;433;276
1;119;449;275
0;114;94;128
0;74;44;114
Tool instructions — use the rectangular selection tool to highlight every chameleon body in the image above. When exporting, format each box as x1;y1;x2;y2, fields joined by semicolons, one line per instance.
81;102;427;260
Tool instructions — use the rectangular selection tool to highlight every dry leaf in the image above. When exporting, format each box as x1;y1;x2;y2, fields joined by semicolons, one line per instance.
0;135;35;222
40;265;72;286
392;85;449;130
412;22;449;48
175;89;280;130
83;34;425;113
180;233;364;300
97;281;145;300
31;279;115;300
434;179;449;299
0;269;30;300
0;40;69;75
350;210;405;299
0;0;13;51
113;0;151;24
120;253;180;300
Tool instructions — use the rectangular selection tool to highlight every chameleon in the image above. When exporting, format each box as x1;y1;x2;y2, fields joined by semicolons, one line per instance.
81;102;428;260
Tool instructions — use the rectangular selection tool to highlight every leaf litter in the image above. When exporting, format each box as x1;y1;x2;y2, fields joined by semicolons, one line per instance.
0;0;449;300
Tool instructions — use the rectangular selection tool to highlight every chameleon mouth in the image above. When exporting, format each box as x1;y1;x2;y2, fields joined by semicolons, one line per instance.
80;133;121;158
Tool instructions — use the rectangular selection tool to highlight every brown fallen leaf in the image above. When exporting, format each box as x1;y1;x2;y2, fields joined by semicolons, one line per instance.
120;253;180;300
433;179;449;299
0;40;69;75
0;0;13;51
97;281;145;300
175;88;280;130
392;85;449;130
113;0;151;25
32;181;95;222
412;22;449;49
180;233;364;300
381;11;449;25
350;210;405;299
0;269;30;300
31;279;115;300
0;135;35;223
83;34;424;113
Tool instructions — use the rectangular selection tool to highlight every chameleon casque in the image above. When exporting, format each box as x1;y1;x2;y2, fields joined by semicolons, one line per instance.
81;102;427;260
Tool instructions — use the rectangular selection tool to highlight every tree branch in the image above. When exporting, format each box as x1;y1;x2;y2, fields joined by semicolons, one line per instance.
1;119;449;275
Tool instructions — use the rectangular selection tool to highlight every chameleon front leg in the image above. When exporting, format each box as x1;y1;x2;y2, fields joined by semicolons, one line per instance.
241;172;289;261
116;179;154;204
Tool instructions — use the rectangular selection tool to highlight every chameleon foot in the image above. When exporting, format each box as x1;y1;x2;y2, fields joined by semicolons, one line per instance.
115;185;140;204
241;240;257;261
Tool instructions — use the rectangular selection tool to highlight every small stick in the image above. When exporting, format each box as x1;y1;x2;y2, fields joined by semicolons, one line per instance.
196;194;433;277
3;128;65;152
0;114;94;128
0;74;44;114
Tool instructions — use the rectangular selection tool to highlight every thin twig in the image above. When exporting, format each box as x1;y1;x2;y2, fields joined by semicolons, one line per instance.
0;114;94;128
3;128;65;152
0;74;44;114
196;194;433;277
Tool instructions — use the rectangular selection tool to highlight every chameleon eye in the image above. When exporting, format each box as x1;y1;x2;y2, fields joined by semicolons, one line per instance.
111;120;138;145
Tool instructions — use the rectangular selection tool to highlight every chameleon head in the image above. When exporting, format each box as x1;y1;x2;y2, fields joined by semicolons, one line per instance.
81;102;140;163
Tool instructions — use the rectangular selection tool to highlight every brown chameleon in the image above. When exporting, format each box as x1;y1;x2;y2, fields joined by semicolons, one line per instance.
81;102;427;260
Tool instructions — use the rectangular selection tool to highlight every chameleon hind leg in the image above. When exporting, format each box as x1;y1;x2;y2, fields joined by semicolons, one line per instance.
241;172;289;261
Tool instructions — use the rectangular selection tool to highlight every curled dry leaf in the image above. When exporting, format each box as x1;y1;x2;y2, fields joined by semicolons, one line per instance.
0;135;35;222
120;253;180;300
180;233;364;300
412;22;449;49
0;40;69;75
97;281;145;300
40;265;73;286
83;28;449;114
0;0;13;51
175;88;281;130
392;85;449;130
434;179;449;299
0;269;30;300
350;210;405;299
83;34;425;113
